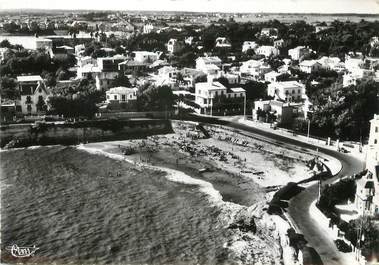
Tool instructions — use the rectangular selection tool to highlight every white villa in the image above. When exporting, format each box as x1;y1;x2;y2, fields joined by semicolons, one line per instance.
343;68;376;87
196;56;222;76
299;60;322;73
317;56;341;70
153;66;180;88
255;46;280;57
240;59;272;80
345;57;364;72
264;71;283;83
253;99;294;124
215;37;231;48
288;46;311;61
133;51;160;63
195;80;245;115
76;63;118;91
167;38;184;54
106;86;138;104
268;81;306;102
242;41;258;53
17;75;50;115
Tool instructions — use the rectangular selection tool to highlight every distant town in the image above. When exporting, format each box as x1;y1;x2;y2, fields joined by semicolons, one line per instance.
0;9;379;265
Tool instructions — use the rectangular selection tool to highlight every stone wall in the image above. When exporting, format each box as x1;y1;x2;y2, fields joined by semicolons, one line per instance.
0;119;173;148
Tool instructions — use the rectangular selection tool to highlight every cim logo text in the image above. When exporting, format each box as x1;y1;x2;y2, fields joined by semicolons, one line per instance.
6;244;39;258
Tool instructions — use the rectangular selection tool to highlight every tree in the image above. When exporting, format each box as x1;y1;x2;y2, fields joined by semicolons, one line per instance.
0;39;11;48
242;81;268;101
0;77;19;100
36;96;47;112
112;74;132;87
136;85;176;111
311;80;379;140
47;90;102;118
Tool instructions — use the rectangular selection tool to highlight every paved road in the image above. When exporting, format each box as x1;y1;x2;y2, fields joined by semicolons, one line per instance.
187;116;364;265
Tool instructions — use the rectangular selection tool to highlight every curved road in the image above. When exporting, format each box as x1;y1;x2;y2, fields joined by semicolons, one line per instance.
187;116;364;265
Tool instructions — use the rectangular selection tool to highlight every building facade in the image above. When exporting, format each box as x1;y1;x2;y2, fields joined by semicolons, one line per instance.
106;86;138;104
17;75;50;115
268;81;306;102
355;114;379;217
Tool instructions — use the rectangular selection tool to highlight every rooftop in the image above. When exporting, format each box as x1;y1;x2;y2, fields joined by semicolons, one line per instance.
79;64;101;73
197;56;222;64
133;51;158;56
17;75;43;82
56;45;74;49
196;81;226;91
107;86;138;94
300;60;320;67
119;60;149;66
272;81;304;89
265;71;282;77
230;87;246;93
204;64;220;71
289;46;307;51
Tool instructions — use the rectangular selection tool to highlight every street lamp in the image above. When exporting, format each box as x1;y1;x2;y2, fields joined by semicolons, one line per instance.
243;93;247;120
307;118;311;142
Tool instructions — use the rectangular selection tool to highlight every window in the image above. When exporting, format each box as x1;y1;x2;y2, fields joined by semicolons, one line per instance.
292;90;295;94
107;95;109;99
375;139;378;144
204;99;207;104
26;96;32;104
27;105;32;112
376;127;378;133
121;95;126;101
114;95;117;100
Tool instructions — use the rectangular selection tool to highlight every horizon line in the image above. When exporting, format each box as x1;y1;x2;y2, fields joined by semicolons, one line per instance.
1;8;379;16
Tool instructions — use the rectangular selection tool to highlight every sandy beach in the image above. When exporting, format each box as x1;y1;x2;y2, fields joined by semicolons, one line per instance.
1;120;315;265
74;120;316;264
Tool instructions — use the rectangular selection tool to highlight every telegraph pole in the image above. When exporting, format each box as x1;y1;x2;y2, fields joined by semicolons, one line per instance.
243;93;247;120
210;98;213;116
307;119;311;142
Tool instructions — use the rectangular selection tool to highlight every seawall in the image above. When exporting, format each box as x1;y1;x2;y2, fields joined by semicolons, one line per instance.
0;119;173;148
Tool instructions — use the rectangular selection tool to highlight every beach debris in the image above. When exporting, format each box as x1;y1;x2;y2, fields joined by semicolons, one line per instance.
120;146;136;155
228;217;257;233
198;168;211;173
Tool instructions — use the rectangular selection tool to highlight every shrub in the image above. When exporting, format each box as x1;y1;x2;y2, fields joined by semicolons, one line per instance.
334;239;352;253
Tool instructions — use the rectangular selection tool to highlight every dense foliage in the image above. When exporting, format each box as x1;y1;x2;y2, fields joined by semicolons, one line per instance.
136;85;176;111
318;177;356;212
310;80;379;141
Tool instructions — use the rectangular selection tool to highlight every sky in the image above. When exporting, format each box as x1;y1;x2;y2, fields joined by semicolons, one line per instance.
0;0;378;14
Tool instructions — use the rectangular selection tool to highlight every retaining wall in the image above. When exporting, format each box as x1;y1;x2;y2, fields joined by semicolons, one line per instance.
0;119;173;148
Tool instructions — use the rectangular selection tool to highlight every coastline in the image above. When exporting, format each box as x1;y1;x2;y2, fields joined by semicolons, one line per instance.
1;120;318;265
75;120;317;264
